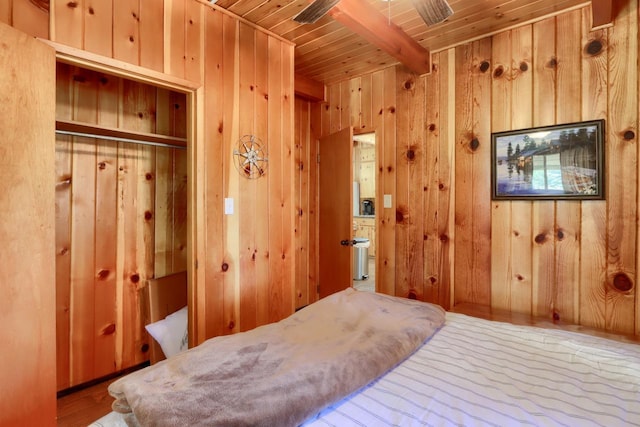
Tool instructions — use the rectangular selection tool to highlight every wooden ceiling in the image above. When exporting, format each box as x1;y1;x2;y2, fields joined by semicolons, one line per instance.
212;0;606;85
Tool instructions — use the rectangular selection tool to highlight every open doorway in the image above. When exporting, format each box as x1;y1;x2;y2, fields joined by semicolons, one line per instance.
352;132;376;292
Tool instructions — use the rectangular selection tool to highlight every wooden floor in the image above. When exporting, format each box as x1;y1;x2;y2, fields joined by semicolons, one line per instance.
57;378;118;426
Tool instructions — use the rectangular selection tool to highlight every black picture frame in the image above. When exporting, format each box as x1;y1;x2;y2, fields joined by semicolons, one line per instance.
491;119;605;200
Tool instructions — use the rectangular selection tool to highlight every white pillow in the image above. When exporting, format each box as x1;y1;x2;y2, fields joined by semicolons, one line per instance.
145;306;188;358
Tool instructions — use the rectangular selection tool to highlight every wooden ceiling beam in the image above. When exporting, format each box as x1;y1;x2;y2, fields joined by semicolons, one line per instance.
591;0;614;29
295;73;326;102
327;0;431;75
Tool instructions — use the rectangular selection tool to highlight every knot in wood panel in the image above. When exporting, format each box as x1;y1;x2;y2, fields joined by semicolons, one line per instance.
585;39;604;56
395;208;405;223
97;269;110;280
493;65;505;79
406;149;416;160
479;61;491;73
547;56;558;69
403;78;415;91
612;273;634;292
221;262;229;272
428;123;436;132
469;138;480;151
623;130;636;141
407;291;418;300
130;273;140;283
101;323;116;336
534;233;548;244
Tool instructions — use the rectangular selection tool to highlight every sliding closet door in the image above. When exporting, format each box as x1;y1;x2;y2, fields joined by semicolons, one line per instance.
0;23;57;426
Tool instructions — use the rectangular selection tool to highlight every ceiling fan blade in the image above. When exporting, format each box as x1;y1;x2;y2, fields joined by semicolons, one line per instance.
411;0;453;26
293;0;342;24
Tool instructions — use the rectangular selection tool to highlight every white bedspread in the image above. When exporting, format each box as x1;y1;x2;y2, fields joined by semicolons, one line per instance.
92;310;640;427
304;312;640;427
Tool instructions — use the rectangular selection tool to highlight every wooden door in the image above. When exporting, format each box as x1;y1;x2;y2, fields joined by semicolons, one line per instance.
318;127;353;298
0;23;57;426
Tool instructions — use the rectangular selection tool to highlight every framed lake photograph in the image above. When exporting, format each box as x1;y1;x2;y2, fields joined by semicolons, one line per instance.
491;120;605;200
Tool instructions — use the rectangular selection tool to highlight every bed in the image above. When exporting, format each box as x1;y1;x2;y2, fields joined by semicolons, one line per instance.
91;288;640;427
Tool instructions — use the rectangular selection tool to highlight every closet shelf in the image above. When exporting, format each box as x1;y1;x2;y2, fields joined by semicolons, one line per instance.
55;119;187;150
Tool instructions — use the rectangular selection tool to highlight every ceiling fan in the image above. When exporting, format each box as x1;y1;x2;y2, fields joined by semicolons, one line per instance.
293;0;453;26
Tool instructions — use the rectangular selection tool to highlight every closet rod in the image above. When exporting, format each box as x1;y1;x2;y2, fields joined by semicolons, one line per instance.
55;129;187;150
55;120;187;150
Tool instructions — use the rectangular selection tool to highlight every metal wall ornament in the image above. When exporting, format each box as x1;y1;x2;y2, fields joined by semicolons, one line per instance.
233;135;268;179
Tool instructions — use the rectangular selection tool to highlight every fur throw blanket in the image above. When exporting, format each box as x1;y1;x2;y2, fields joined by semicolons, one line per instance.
108;288;445;426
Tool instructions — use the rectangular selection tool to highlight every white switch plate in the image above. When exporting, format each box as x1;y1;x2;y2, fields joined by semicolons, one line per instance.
383;194;392;208
224;198;234;215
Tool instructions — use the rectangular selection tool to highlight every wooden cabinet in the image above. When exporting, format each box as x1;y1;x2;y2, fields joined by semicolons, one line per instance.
354;217;376;257
359;161;376;198
354;141;376;198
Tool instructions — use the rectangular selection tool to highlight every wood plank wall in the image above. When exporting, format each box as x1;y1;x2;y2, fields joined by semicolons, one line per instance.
300;1;640;335
55;63;188;390
3;0;295;387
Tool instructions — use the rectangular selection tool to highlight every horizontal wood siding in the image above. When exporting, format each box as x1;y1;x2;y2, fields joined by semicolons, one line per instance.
309;1;640;336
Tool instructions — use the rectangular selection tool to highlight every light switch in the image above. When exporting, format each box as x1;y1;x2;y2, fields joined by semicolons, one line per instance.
224;198;234;215
383;194;392;208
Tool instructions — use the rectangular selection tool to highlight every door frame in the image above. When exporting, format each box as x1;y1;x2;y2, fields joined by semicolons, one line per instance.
353;129;378;291
43;40;204;347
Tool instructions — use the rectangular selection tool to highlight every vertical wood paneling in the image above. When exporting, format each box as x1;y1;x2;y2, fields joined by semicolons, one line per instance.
93;72;119;378
238;21;258;332
395;67;425;299
55;64;73;391
202;6;225;340
604;0;637;333
55;65;188;389
255;30;271;322
302;3;639;336
378;67;397;296
70;69;99;385
9;0;298;392
509;26;534;314
531;17;557;318
0;2;11;24
295;97;310;308
166;0;187;78
222;13;240;334
424;54;441;304
490;31;514;311
113;0;141;64
84;0;113;57
579;9;609;329
139;0;164;71
185;1;204;84
453;44;474;303
54;0;84;47
349;77;361;130
470;39;492;305
555;10;582;323
281;43;295;317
